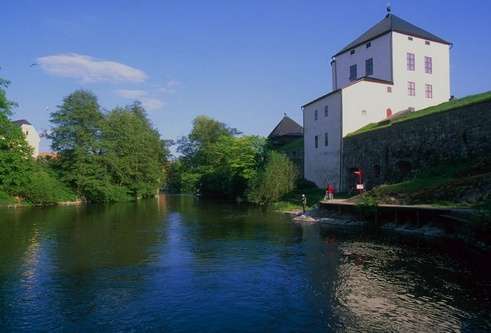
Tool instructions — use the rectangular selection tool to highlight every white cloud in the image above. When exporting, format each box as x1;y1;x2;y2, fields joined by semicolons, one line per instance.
37;53;148;83
115;89;164;111
139;97;164;110
157;80;181;94
115;89;147;99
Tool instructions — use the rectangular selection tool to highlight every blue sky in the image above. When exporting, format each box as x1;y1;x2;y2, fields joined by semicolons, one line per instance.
2;0;490;152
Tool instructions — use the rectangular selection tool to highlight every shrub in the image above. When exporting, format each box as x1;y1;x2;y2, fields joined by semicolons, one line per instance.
21;166;76;205
0;190;14;204
248;151;298;205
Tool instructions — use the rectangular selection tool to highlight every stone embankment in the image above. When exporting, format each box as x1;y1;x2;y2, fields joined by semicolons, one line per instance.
342;99;491;192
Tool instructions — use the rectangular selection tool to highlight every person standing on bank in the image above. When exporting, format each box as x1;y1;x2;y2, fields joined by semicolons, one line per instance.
327;184;335;200
301;194;307;214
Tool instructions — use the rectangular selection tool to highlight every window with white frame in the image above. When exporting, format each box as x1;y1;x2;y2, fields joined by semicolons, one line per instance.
314;110;318;121
407;53;415;71
425;56;432;74
425;84;433;99
324;105;328;117
408;81;416;96
324;132;328;146
314;135;318;148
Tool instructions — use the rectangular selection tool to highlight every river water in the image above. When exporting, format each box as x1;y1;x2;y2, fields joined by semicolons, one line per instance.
0;195;490;332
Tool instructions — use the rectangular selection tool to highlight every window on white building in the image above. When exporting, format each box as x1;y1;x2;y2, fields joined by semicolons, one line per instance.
314;135;318;148
408;36;413;41
387;86;392;93
314;110;318;120
349;64;357;81
366;42;371;48
425;84;433;99
408;81;416;96
365;58;373;76
324;133;328;146
407;53;415;71
425;40;431;45
324;106;328;117
425;56;432;74
350;49;355;55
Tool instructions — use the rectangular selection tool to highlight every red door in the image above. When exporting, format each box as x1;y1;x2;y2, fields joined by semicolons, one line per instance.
386;108;392;118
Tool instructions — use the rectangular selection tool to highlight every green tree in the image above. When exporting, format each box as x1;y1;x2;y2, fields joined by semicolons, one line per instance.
0;78;32;195
102;102;168;198
247;151;298;205
198;135;265;197
177;115;237;157
170;115;264;198
49;90;108;200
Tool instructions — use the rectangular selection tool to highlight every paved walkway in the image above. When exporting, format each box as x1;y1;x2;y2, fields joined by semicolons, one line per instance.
320;199;474;214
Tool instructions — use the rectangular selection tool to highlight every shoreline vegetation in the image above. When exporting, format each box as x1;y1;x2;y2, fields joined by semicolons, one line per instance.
1;77;167;206
1;76;302;209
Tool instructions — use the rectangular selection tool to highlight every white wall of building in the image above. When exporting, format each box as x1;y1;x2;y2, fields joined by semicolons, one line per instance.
341;80;394;136
20;124;40;158
391;32;451;110
333;33;392;90
303;91;342;189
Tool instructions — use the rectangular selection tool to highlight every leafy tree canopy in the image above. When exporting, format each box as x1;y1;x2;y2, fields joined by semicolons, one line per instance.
0;77;32;193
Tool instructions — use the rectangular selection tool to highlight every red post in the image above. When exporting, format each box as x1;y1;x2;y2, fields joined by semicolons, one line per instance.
353;169;364;194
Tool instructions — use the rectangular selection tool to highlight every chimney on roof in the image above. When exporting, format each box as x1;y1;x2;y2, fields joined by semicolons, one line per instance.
386;2;392;14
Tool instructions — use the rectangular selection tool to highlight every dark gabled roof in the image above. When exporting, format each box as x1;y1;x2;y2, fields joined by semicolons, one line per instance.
334;14;451;57
13;119;32;126
268;115;303;138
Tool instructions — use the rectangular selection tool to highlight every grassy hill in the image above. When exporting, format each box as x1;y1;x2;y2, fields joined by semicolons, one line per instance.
347;91;491;137
352;157;491;208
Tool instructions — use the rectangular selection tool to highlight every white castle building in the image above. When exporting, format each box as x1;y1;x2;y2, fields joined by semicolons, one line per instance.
302;13;451;189
14;119;40;158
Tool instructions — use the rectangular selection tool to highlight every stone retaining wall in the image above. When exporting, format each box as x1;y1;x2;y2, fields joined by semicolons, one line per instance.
341;101;491;192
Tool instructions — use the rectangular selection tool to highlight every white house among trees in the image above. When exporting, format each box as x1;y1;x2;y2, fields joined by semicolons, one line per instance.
302;13;451;189
13;119;40;158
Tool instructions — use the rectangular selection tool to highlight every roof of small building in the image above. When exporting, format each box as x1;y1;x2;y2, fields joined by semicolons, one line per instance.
268;115;303;138
13;119;32;126
334;14;451;57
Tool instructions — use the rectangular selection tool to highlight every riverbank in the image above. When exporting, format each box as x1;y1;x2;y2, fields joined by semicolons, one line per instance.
0;198;84;208
272;184;324;212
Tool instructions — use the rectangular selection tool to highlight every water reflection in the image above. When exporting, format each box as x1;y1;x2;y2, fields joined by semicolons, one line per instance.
0;195;490;332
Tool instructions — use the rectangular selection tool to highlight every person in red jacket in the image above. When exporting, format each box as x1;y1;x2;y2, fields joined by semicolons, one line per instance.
327;184;335;200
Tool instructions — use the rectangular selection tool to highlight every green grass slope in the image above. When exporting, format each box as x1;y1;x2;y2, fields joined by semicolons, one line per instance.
353;158;491;208
347;91;491;137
